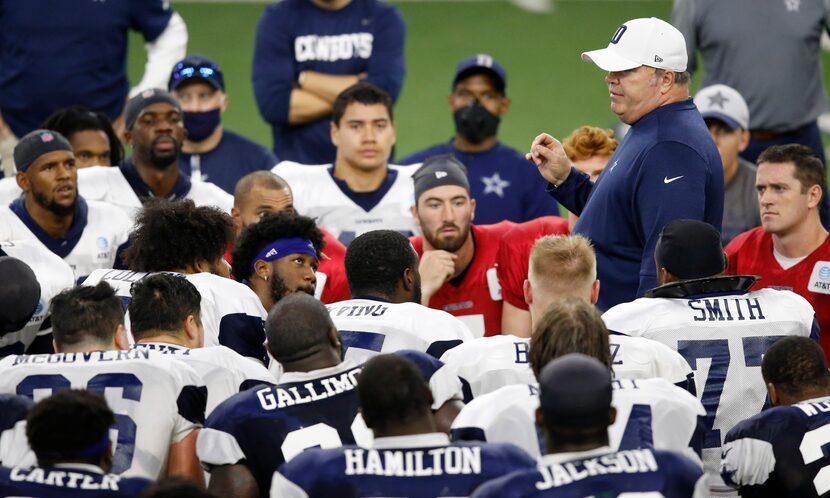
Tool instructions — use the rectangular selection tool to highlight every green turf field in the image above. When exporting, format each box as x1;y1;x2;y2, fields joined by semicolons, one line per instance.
130;1;830;158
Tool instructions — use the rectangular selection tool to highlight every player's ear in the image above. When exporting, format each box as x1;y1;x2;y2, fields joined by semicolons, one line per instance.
114;324;129;351
51;338;59;354
534;406;544;429
328;327;341;351
123;129;133;146
469;198;476;222
254;260;271;281
608;406;617;426
523;279;533;306
330;120;340;147
220;92;229;113
591;280;600;305
231;206;242;233
410;204;421;228
738;129;750;152
184;314;199;345
808;183;823;209
402;267;415;292
767;383;780;406
100;441;114;473
15;170;30;192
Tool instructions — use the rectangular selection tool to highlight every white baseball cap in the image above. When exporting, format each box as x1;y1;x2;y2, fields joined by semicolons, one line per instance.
693;84;750;130
581;17;688;73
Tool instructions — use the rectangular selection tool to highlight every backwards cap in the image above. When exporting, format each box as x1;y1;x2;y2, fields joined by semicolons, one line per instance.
123;88;181;130
538;353;613;429
13;130;72;173
655;219;726;280
413;154;470;203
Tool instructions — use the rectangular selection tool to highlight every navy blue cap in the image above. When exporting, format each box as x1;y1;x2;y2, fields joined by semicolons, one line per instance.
168;55;225;92
124;89;182;131
13;129;73;172
413;154;470;203
453;54;507;94
538;353;612;429
655;219;726;279
0;256;41;334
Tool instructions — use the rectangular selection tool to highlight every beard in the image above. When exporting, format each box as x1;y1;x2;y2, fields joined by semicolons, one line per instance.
269;273;315;304
424;222;471;253
33;188;76;217
144;136;182;171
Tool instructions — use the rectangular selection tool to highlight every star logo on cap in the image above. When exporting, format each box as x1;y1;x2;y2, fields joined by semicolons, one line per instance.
40;132;54;143
708;91;729;109
141;89;155;99
785;0;800;11
481;173;510;198
435;171;448;179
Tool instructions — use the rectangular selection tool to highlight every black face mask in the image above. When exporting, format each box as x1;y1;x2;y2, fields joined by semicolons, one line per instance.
453;99;500;144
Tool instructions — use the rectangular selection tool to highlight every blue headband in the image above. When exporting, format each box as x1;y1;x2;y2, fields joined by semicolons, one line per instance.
250;237;317;274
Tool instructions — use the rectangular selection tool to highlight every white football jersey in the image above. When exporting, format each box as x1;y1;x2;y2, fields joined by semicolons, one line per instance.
439;334;693;400
0;239;74;356
132;342;276;415
271;162;419;245
0;350;205;479
0;200;130;280
326;298;473;362
77;165;233;220
83;269;268;363
602;288;817;495
451;378;705;461
0;177;20;206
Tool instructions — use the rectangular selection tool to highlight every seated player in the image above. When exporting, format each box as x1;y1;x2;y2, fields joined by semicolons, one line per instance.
0;247;73;357
328;229;473;362
0;390;154;497
410;155;514;337
0;394;33;467
129;273;275;415
272;83;418;246
0;105;124;205
231;171;349;303
231;212;323;311
725;144;830;361
452;298;705;461
0;129;131;280
472;354;708;497
497;216;569;337
0;283;207;483
722;337;830;497
197;293;464;498
444;235;694;399
84;199;268;363
77;89;232;220
603;219;818;495
270;354;536;498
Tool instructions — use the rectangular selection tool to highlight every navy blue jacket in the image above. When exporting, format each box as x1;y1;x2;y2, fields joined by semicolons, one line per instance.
550;99;723;310
178;130;277;193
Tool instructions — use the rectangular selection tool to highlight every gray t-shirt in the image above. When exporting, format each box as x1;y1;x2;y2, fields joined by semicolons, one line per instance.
672;0;830;131
723;158;761;245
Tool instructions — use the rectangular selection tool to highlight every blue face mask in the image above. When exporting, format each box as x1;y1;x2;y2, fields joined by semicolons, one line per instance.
183;108;221;142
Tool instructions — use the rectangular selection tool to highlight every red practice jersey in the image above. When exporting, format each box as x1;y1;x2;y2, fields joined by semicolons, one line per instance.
411;222;514;337
317;228;351;304
496;216;570;311
725;227;829;359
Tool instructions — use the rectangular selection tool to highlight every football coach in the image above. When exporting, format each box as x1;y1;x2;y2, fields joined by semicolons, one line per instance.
527;17;724;311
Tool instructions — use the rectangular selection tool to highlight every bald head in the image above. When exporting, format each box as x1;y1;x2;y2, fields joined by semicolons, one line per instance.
265;292;336;363
232;171;295;231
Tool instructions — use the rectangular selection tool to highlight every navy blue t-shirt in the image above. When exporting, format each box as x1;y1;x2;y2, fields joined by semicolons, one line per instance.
0;466;152;497
400;141;558;224
472;447;704;498
550;99;724;310
178;130;277;194
722;398;830;497
0;0;173;137
252;0;406;164
275;438;536;498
